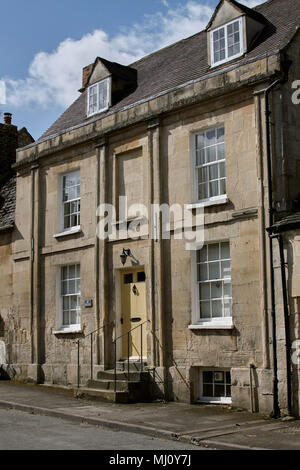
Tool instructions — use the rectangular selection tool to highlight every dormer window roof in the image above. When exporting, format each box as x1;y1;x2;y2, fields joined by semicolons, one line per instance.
210;17;243;67
206;0;268;69
87;78;110;117
82;57;138;119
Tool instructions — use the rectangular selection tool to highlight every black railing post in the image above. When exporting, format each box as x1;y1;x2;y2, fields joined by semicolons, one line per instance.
127;332;130;381
141;323;143;372
114;341;117;393
77;340;80;389
90;332;93;381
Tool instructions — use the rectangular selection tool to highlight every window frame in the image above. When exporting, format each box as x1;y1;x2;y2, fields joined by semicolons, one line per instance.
210;17;244;68
193;126;226;204
198;369;232;404
192;241;232;327
60;170;81;233
87;77;110;117
59;264;81;332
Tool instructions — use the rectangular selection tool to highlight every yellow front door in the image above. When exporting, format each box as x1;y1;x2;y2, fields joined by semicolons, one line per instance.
121;269;147;360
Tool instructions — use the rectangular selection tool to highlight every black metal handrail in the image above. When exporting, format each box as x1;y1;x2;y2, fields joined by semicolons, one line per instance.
112;320;148;392
76;323;110;388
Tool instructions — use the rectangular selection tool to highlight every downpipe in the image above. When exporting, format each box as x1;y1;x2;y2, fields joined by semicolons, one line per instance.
264;57;292;418
269;233;292;416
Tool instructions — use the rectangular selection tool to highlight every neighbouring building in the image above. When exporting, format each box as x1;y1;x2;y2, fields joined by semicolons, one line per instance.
0;113;34;378
2;0;300;416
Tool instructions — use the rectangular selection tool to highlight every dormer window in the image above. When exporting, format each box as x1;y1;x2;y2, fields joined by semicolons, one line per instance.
210;18;243;67
87;77;110;117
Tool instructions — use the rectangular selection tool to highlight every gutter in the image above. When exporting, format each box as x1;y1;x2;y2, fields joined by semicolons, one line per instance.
0;224;14;233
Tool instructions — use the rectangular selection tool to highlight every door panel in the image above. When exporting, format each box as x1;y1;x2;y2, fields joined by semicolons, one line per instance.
121;269;147;360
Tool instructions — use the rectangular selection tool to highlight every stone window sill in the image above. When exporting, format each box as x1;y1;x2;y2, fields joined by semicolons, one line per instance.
53;327;82;335
53;227;82;238
186;195;228;210
189;322;233;330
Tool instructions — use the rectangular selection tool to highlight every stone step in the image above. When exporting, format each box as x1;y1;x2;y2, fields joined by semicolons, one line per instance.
116;361;147;372
87;379;142;392
74;387;131;403
97;370;150;382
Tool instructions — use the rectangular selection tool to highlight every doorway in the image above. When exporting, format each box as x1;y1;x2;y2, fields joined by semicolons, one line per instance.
120;268;147;360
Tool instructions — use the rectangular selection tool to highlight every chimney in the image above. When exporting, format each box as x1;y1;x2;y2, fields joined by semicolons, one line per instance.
4;112;12;125
82;64;93;89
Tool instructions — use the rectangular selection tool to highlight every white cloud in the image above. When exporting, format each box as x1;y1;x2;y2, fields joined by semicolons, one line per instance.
239;0;265;6
3;0;265;110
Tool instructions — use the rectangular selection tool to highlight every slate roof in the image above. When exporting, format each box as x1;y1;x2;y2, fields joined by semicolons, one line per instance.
39;0;300;141
0;127;34;231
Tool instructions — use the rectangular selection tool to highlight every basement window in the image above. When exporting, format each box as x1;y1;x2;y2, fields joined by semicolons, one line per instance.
87;77;110;116
199;370;232;404
210;18;244;67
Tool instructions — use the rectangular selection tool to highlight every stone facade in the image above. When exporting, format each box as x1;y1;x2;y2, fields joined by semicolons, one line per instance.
2;0;300;416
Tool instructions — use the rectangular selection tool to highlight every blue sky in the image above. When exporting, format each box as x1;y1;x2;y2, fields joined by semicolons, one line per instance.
0;0;263;141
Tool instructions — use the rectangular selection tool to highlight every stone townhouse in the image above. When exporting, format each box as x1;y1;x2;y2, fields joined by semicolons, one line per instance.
2;0;300;416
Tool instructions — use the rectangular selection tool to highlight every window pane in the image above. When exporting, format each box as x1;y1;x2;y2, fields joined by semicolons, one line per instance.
206;146;216;163
206;129;216;146
208;244;219;261
215;384;225;397
211;282;222;299
220;178;226;195
196;150;205;166
63;297;69;310
221;261;231;279
212;300;222;317
64;216;70;230
221;242;230;259
98;79;109;111
62;266;68;281
198;183;208;200
203;371;213;383
70;311;78;325
69;265;76;279
200;301;211;319
198;245;207;262
199;264;208;281
70;296;78;310
209;262;220;280
224;282;232;298
217;127;224;143
217;143;225;160
203;384;213;397
196;133;205;150
209;180;218;197
200;283;210;300
63;311;69;326
199;167;209;183
209;164;218;180
219;162;226;178
69;280;76;294
226;372;231;384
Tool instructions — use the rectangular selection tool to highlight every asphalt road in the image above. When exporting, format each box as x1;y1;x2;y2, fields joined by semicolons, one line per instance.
0;408;205;450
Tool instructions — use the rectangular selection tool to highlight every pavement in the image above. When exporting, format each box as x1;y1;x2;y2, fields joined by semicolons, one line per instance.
0;381;300;450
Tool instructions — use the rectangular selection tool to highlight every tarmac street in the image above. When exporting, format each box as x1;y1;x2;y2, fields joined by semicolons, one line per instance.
0;381;300;450
0;408;200;451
